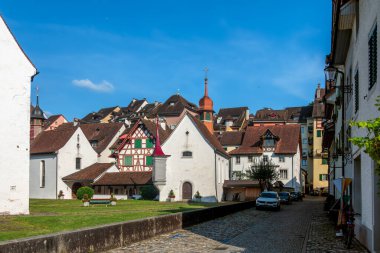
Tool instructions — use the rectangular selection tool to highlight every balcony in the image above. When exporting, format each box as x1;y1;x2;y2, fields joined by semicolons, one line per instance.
308;126;313;133
308;137;313;146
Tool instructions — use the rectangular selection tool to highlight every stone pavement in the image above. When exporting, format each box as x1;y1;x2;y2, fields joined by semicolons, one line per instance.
108;197;368;253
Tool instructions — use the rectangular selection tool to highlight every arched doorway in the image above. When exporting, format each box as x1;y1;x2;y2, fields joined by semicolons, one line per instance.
182;182;192;200
72;182;83;199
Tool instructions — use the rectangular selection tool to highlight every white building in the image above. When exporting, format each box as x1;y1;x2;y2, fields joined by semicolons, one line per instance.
229;125;302;191
323;0;380;251
153;113;230;202
0;16;37;214
30;124;98;199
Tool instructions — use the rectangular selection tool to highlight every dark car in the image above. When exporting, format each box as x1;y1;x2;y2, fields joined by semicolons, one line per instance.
278;192;291;205
290;191;303;201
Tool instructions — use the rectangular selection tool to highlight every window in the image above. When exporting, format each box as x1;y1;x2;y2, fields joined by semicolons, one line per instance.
279;156;285;163
302;139;308;144
90;140;98;148
40;160;45;188
317;130;322;137
146;138;154;148
146;156;153;166
319;174;328;181
279;169;288;179
206;112;211;121
322;158;328;165
75;158;81;170
302;159;307;166
134;139;142;148
124;156;132;166
263;139;275;147
248;155;253;163
182;151;192;157
355;70;359;113
369;25;377;90
263;155;268;163
236;156;241;164
301;127;305;134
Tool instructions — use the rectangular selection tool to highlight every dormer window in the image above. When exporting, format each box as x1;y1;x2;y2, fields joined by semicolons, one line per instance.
169;102;175;106
90;140;98;148
261;129;278;149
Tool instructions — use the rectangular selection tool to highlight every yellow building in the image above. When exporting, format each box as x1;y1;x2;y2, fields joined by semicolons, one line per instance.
308;85;329;191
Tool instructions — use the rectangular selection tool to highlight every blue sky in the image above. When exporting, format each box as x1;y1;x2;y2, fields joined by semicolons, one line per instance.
1;1;331;120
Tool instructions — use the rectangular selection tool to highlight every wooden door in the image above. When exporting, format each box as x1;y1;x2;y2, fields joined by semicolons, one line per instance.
182;182;192;199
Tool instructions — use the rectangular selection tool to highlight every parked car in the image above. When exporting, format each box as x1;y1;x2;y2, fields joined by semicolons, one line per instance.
290;191;303;201
278;192;291;205
256;191;281;210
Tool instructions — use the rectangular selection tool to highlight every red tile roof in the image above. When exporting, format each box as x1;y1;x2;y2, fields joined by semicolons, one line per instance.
30;123;78;154
43;114;66;130
229;125;300;155
93;172;152;186
158;94;198;117
80;122;124;154
62;163;115;182
219;131;244;146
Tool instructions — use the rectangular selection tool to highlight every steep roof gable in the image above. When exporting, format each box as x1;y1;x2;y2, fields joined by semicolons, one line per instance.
158;94;198;116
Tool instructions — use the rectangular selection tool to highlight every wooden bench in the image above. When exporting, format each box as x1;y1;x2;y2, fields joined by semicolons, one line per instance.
89;199;111;206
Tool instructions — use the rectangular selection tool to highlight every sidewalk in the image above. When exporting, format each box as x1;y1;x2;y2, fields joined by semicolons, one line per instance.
305;198;368;253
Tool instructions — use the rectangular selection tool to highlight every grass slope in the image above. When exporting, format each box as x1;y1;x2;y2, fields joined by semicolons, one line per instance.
0;199;218;241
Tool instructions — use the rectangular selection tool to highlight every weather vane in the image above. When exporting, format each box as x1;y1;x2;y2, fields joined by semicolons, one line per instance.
204;67;208;79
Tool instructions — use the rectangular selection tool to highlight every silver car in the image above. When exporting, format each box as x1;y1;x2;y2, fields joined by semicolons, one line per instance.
256;191;281;210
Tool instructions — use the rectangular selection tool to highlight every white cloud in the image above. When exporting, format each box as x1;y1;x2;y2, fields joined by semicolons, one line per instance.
72;79;114;92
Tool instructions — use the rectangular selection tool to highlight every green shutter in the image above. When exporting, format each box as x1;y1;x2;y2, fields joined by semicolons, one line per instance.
317;130;322;137
124;156;132;166
322;158;327;165
206;112;211;120
200;113;204;120
319;174;322;181
146;156;153;166
146;138;153;148
134;139;142;148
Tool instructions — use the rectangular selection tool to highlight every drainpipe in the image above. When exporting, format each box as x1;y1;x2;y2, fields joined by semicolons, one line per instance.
55;152;58;199
214;151;218;202
292;156;294;189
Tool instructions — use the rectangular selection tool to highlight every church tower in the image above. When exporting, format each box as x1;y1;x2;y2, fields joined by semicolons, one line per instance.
30;87;45;141
198;68;214;133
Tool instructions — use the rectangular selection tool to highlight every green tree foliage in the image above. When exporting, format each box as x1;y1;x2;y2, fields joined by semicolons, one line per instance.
245;158;279;192
350;96;380;186
76;186;94;200
140;185;159;200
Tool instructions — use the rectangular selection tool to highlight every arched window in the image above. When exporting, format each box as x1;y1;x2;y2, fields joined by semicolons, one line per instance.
182;151;192;158
40;160;45;188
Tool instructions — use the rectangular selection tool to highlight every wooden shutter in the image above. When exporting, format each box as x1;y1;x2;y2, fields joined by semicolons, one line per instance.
134;139;142;148
124;156;132;166
369;25;377;90
146;156;153;166
146;138;153;148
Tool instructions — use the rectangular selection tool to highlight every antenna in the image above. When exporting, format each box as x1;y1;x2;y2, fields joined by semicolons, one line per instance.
204;67;209;79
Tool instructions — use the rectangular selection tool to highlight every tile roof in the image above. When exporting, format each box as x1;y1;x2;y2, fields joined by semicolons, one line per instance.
43;114;65;130
228;124;300;155
30;123;78;154
80;122;124;154
214;107;248;129
62;163;114;182
93;171;152;186
219;131;244;146
158;94;198;117
223;180;260;188
81;106;119;123
253;108;288;122
285;106;313;123
312;88;326;118
125;99;147;113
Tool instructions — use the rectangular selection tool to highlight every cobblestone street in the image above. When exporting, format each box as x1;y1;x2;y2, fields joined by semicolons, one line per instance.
108;197;368;253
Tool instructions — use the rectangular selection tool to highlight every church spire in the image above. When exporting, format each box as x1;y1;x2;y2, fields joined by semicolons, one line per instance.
152;117;166;157
204;67;208;97
198;67;214;134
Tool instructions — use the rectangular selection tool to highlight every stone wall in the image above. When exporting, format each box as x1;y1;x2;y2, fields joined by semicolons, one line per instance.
0;201;254;253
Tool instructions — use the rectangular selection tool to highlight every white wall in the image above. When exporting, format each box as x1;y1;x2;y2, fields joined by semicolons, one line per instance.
230;146;302;191
58;128;98;198
0;16;37;214
161;115;229;202
338;1;380;251
30;154;57;199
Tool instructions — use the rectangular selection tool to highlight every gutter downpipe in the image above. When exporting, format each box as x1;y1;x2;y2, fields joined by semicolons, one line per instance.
55;151;58;200
214;151;218;202
292;156;294;190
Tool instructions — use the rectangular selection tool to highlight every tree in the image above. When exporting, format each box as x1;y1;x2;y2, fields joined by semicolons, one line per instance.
245;158;279;192
350;96;380;188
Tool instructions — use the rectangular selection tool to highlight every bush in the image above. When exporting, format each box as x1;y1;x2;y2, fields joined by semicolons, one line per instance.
140;185;158;200
76;186;94;200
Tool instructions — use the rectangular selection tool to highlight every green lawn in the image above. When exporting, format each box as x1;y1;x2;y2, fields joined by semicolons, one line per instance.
0;199;219;242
